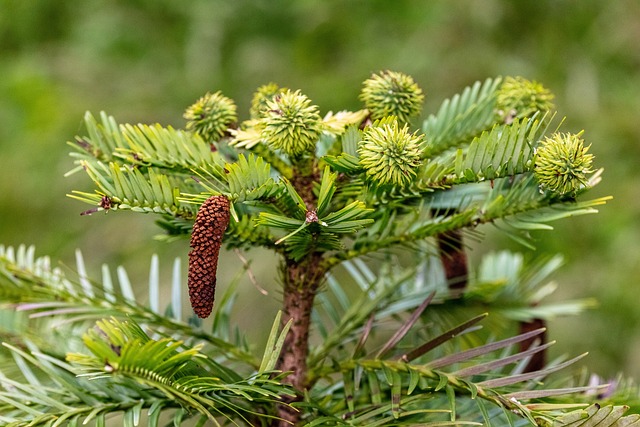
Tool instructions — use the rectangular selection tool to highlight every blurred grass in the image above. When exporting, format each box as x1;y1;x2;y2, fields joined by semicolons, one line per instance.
1;0;639;377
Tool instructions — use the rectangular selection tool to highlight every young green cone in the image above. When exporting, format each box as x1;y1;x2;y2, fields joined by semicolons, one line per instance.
250;82;288;119
360;70;424;125
184;91;237;142
534;132;594;195
496;76;554;122
261;89;323;157
358;118;424;187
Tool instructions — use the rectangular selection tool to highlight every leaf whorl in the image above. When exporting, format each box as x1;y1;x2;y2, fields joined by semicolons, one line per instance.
188;195;230;318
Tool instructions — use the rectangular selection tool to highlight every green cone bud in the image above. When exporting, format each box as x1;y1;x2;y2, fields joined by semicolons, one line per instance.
250;83;288;119
261;89;322;157
358;118;424;187
184;91;237;142
534;132;594;195
360;70;424;125
496;76;554;122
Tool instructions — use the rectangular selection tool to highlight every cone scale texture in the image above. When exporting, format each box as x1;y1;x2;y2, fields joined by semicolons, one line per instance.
188;195;230;318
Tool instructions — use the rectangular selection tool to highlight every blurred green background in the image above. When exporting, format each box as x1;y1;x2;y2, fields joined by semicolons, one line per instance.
1;0;639;378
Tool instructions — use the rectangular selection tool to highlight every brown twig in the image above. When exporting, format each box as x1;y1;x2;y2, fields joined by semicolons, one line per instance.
233;248;268;295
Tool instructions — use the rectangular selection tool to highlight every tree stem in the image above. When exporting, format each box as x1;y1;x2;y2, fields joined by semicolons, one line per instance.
518;317;547;372
273;254;324;426
270;159;323;426
436;228;468;293
431;208;468;294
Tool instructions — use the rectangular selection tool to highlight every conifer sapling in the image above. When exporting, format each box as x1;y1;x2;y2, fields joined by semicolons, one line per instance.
24;69;620;427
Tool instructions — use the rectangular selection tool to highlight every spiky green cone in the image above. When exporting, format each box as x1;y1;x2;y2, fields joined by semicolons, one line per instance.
360;70;424;125
534;132;594;195
184;91;237;142
358;118;424;187
496;76;554;122
250;83;288;119
261;89;323;157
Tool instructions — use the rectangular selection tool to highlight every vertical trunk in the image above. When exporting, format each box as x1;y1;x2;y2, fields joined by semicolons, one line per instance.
273;253;325;426
432;208;468;294
518;317;547;372
271;160;323;426
436;228;468;293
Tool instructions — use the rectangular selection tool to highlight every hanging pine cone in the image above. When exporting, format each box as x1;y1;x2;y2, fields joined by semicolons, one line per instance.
188;195;230;318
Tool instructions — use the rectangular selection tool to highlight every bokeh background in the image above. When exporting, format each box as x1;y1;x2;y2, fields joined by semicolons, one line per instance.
1;0;639;378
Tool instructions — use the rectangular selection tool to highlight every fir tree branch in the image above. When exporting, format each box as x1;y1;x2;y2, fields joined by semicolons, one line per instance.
422;77;502;157
68;161;196;217
327;175;610;268
445;113;551;185
68;111;227;174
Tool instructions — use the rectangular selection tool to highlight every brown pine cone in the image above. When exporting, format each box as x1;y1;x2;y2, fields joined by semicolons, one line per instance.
188;195;230;318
